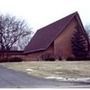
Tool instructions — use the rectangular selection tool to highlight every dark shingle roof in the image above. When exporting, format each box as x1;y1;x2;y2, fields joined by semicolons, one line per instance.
24;12;81;53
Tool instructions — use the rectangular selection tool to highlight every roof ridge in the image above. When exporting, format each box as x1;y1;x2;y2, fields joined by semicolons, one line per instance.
44;12;78;50
24;12;80;53
37;11;78;32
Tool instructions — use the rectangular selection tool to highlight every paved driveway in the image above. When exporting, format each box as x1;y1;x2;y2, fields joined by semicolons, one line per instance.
0;65;90;88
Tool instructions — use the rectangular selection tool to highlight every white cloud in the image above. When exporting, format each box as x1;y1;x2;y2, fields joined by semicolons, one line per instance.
0;0;89;32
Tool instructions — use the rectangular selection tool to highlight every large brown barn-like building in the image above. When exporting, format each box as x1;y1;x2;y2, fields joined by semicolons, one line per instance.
24;12;89;61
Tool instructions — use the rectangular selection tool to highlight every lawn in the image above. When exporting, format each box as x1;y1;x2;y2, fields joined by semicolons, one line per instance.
1;61;90;79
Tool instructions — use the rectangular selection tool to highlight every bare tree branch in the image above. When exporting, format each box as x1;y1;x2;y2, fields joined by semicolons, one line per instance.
0;14;32;51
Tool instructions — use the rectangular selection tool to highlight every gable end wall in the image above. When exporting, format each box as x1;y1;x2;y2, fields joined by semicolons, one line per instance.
54;18;78;59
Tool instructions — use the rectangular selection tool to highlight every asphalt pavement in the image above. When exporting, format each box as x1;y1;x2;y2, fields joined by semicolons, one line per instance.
0;65;90;88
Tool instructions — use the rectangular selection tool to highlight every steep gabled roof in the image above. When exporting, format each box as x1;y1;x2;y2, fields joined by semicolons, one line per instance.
24;12;84;53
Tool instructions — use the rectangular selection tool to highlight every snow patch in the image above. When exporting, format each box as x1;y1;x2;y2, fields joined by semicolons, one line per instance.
26;68;33;72
45;76;90;82
27;72;32;74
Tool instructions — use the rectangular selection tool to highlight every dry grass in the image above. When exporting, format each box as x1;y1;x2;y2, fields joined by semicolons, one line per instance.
1;61;90;78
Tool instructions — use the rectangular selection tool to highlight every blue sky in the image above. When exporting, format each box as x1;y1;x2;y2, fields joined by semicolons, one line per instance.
0;0;90;32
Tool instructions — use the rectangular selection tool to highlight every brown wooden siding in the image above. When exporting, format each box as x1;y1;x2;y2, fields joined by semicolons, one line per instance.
24;43;54;61
54;18;78;59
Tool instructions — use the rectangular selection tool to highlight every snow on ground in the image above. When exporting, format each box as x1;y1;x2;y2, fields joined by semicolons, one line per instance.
26;68;33;72
25;68;90;83
45;76;90;82
26;68;34;74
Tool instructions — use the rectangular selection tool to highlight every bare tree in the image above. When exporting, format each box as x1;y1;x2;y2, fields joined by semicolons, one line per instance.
0;14;32;51
17;36;32;50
